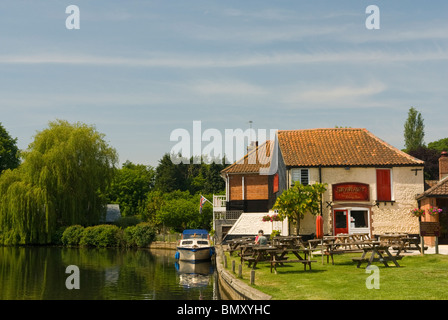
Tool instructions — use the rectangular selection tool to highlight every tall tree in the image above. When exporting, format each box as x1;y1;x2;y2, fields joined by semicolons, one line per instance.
0;120;118;244
0;123;20;174
404;107;425;152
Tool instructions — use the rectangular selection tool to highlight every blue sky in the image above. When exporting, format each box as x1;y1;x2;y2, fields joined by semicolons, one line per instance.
1;0;447;167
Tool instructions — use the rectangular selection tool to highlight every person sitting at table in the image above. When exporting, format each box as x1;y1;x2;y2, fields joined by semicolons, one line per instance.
255;230;267;245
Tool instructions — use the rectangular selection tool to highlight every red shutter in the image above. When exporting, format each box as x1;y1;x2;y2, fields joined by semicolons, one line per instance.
376;169;391;201
273;173;279;193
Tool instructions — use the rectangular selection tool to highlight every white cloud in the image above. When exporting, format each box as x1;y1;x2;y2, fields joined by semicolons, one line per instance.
282;81;387;106
0;49;447;68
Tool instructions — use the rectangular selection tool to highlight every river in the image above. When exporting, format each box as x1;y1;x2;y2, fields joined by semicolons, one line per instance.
0;246;219;300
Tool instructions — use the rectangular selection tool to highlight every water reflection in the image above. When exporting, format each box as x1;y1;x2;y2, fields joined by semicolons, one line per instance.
175;261;215;300
0;246;218;300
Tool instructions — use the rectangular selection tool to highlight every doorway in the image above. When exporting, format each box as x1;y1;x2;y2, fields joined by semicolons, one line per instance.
334;210;348;234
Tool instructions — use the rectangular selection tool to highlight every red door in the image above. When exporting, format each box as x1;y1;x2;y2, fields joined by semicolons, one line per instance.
334;210;349;234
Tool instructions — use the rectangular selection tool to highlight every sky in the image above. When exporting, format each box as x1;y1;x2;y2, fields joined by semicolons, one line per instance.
0;0;447;167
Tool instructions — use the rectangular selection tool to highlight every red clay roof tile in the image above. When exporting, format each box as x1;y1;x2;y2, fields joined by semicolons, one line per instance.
223;128;424;174
278;128;424;167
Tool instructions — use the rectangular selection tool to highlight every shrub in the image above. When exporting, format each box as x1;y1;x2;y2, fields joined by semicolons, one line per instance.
124;223;156;247
61;225;85;246
79;224;120;247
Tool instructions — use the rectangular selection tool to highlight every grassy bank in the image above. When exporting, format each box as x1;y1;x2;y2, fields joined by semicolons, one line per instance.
224;251;448;300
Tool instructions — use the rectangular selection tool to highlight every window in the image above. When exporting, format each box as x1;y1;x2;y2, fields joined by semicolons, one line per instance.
376;169;392;201
350;210;369;228
291;168;309;186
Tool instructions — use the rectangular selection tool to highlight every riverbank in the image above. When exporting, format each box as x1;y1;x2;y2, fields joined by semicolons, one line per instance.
215;245;272;300
149;241;177;250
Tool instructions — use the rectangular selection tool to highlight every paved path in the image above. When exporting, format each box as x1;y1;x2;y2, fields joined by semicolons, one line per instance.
423;245;448;255
394;245;448;255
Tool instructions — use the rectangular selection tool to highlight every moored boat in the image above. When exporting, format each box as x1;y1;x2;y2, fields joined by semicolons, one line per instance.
175;229;215;262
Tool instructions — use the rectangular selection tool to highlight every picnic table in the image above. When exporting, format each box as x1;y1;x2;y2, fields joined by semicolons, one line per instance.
271;236;303;249
242;244;317;274
307;236;377;265
243;245;277;269
378;233;408;255
352;241;402;268
238;243;256;264
226;237;254;254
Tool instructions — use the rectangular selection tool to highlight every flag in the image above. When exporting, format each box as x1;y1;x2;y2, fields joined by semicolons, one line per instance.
199;195;208;214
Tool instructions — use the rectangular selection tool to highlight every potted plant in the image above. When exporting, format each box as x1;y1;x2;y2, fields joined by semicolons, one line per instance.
427;206;443;216
410;208;425;218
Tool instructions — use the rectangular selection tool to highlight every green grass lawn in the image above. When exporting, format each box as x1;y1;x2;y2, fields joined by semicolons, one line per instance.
224;251;448;300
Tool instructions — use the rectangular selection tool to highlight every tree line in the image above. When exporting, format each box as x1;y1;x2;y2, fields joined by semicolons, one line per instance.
0;120;227;245
0;110;446;245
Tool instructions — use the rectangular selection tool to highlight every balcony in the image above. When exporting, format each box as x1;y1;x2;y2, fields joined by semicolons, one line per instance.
213;195;243;220
213;195;227;212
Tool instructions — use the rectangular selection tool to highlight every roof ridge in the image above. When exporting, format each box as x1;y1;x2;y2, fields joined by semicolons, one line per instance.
278;128;364;133
363;129;425;164
221;140;272;173
417;175;448;199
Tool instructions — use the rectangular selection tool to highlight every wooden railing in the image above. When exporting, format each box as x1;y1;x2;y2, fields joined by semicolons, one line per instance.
215;210;243;220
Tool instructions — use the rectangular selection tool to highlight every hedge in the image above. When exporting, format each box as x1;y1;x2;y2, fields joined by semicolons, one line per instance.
61;225;85;246
60;223;156;248
123;223;156;248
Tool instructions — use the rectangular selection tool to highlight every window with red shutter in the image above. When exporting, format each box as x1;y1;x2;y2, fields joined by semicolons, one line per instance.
376;169;392;201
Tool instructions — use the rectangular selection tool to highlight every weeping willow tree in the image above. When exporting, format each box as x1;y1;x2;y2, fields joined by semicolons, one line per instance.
0;120;118;245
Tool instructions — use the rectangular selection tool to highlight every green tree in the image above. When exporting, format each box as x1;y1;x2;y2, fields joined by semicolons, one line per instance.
273;182;327;235
404;107;425;152
143;190;213;233
428;138;448;153
108;161;155;216
154;153;187;193
0;123;20;174
0;120;118;244
203;162;227;194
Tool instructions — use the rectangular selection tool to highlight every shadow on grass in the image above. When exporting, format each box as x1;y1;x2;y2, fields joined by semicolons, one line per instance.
271;268;327;275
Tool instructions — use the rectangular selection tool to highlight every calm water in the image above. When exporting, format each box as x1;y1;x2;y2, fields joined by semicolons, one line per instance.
0;246;219;300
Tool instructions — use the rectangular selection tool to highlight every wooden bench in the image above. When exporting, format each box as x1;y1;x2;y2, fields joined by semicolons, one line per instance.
270;259;317;273
352;246;402;268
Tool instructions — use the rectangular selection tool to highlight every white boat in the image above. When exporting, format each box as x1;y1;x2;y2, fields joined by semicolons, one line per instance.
175;229;215;262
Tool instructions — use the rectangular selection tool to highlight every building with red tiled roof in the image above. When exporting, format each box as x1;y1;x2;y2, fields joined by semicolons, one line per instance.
416;151;448;245
217;128;426;242
278;128;424;167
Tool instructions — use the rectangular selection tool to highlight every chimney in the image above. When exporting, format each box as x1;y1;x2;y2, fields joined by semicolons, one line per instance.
440;151;448;180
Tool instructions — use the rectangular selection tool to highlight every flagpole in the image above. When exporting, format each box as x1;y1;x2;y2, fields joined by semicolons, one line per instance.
200;195;215;235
